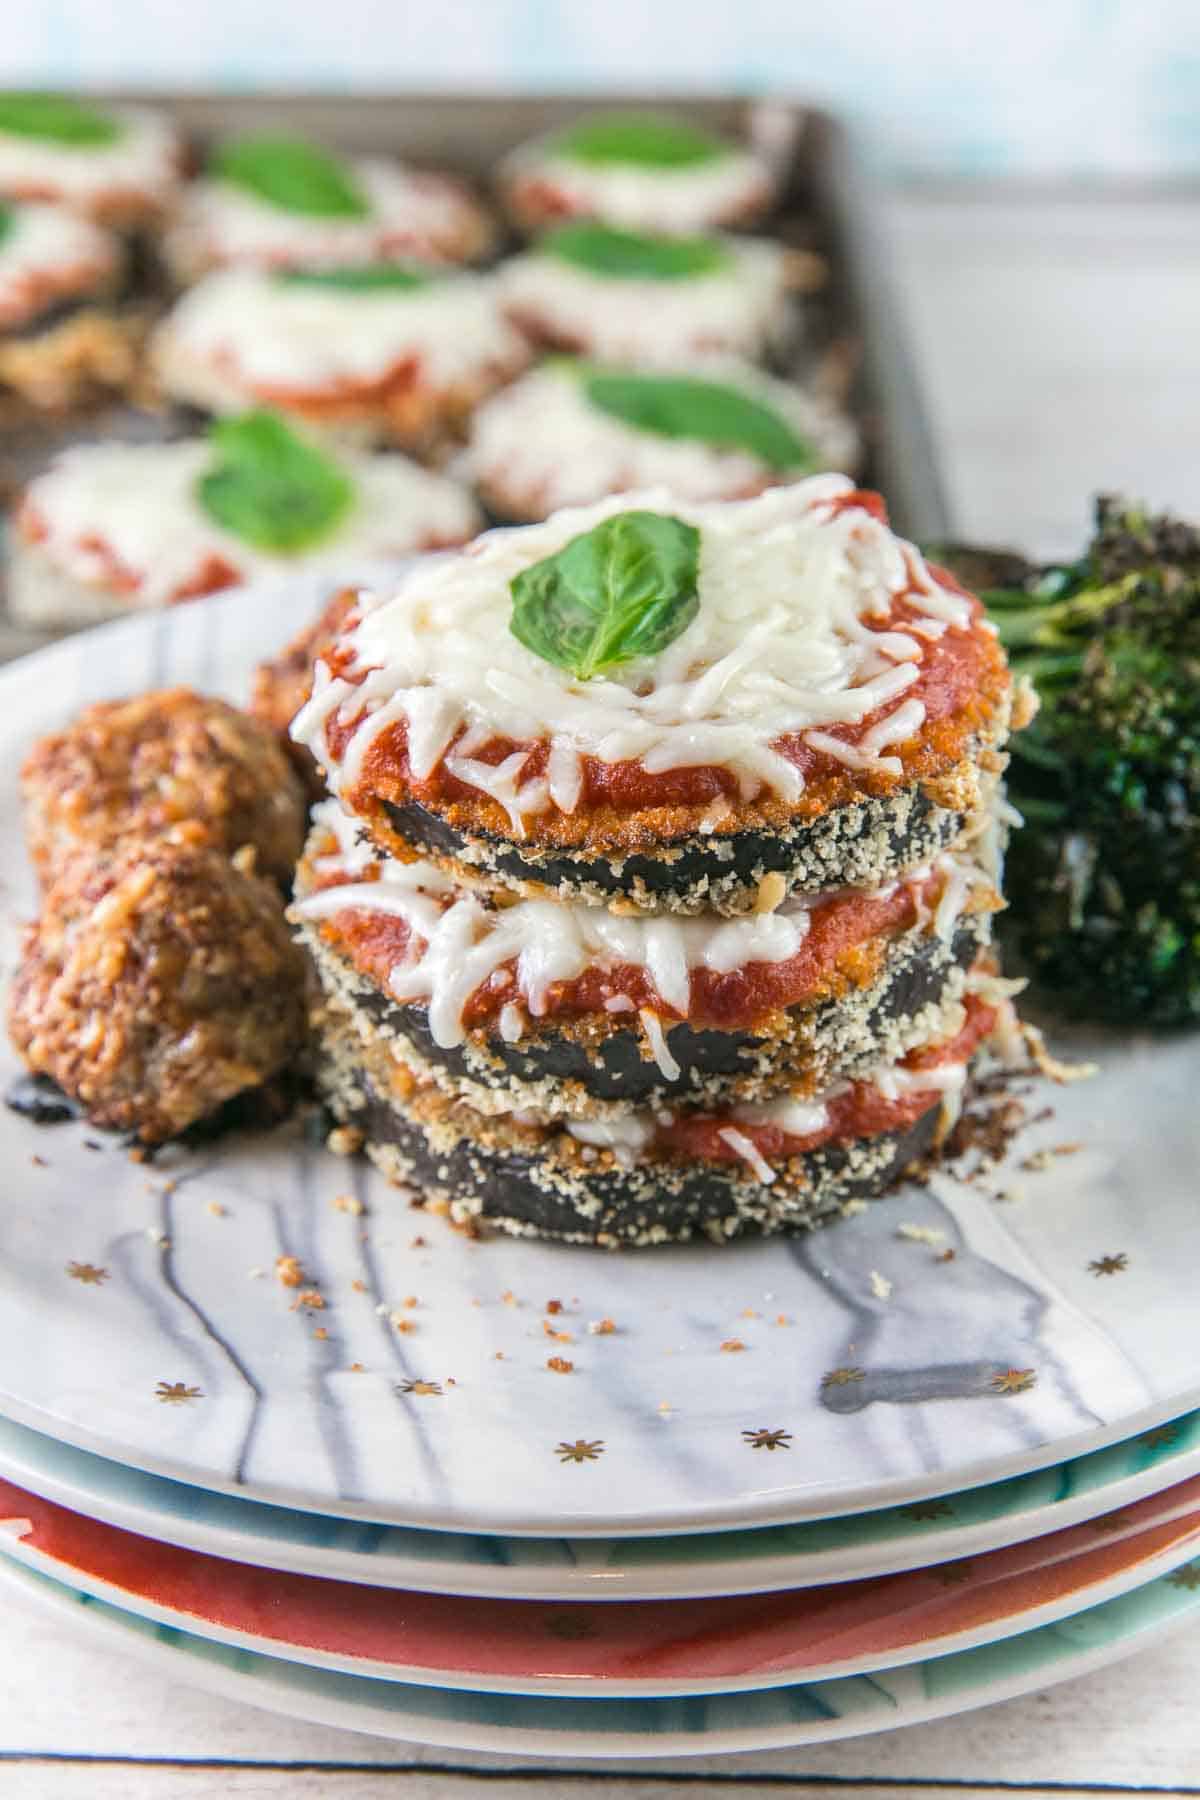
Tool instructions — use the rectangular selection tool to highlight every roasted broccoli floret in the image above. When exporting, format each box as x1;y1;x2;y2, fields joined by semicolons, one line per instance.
954;497;1200;1026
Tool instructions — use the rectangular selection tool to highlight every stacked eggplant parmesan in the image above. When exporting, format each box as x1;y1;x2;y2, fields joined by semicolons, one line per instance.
287;476;1019;1246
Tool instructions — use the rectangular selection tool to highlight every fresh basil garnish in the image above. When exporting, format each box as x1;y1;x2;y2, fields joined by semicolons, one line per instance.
582;369;815;470
0;203;13;250
542;221;731;282
275;263;431;293
0;93;120;146
211;134;368;218
196;411;354;554
510;510;701;680
554;113;723;169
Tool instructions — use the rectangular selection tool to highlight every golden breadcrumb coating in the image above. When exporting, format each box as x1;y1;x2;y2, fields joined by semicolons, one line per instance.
8;841;307;1144
21;687;307;890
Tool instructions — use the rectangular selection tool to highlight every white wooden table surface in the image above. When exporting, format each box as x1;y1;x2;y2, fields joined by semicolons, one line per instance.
5;189;1200;1796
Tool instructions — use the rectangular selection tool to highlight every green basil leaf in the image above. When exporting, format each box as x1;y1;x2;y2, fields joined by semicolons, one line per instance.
211;134;368;218
583;370;815;471
275;263;431;293
542;221;731;282
510;510;700;680
553;113;723;169
196;411;354;554
0;203;13;250
0;93;120;146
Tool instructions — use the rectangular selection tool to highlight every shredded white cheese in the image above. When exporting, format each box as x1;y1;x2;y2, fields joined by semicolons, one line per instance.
296;804;815;1049
296;802;987;1059
296;481;974;818
566;1114;655;1168
0;201;119;328
501;133;772;235
0;104;181;214
498;236;789;366
155;267;527;400
869;1270;894;1301
457;358;859;513
717;1126;777;1184
19;438;480;608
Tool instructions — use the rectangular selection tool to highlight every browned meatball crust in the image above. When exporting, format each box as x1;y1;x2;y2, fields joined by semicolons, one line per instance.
8;841;308;1144
21;688;307;891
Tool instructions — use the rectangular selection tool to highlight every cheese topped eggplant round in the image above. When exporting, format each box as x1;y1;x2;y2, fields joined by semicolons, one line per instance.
152;265;530;446
460;359;859;520
292;480;1011;912
497;224;790;367
164;133;495;281
11;412;481;625
0;199;122;332
498;111;775;236
0;96;182;227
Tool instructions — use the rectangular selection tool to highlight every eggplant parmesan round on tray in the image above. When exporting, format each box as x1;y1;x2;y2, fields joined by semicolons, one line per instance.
459;358;859;521
497;223;791;367
0;95;182;231
288;477;1028;1245
9;410;480;628
497;111;776;237
0;198;138;408
163;133;495;283
151;265;530;449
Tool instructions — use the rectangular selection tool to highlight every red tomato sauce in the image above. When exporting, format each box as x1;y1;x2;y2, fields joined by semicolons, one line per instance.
320;594;1005;843
657;995;997;1165
304;852;965;1032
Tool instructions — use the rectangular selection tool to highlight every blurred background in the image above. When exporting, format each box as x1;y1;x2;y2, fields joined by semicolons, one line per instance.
3;0;1199;183
4;0;1200;553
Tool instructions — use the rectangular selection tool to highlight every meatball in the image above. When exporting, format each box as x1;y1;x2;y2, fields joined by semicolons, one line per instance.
8;841;307;1144
21;688;307;891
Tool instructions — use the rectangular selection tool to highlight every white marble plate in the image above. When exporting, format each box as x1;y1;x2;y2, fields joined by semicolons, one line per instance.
3;1551;1200;1757
0;584;1197;1538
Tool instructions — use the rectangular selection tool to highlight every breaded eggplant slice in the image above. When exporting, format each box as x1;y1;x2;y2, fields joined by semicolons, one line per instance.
310;994;997;1246
293;482;1013;915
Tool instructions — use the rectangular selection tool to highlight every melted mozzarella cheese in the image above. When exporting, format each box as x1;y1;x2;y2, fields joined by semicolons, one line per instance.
0;201;118;327
21;438;480;607
0;105;180;213
557;1012;985;1174
295;800;988;1051
165;157;485;273
497;236;788;366
295;481;974;812
294;797;815;1047
502;138;771;234
155;266;527;399
458;359;859;514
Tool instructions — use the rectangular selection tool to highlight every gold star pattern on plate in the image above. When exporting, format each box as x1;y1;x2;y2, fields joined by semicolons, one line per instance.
905;1500;954;1521
990;1367;1037;1395
1089;1253;1129;1277
66;1262;108;1285
398;1379;442;1397
1167;1563;1200;1591
1142;1425;1181;1449
742;1427;793;1451
556;1439;604;1464
821;1366;866;1388
156;1381;203;1404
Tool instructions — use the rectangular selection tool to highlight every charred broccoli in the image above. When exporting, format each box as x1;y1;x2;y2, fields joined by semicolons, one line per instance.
938;499;1200;1026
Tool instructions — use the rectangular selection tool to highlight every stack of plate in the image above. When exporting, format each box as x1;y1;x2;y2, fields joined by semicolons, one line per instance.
1;589;1199;1760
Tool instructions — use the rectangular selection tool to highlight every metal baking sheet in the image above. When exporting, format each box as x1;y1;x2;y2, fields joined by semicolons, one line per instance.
0;93;950;659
